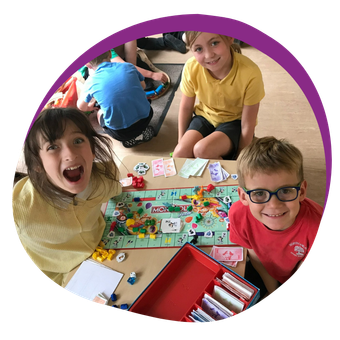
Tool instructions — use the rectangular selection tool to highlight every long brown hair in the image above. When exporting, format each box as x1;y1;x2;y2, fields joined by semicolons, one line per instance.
24;107;119;207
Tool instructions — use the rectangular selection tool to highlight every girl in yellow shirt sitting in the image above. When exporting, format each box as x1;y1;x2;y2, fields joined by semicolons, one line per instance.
173;31;265;160
12;107;121;286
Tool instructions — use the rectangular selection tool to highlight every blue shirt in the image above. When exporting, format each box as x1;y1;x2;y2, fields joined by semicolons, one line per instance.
83;62;150;130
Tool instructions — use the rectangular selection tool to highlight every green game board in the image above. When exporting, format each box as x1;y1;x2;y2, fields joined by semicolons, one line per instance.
101;185;239;249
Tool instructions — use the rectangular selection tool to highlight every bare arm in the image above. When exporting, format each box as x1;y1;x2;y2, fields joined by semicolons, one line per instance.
248;249;279;297
77;96;96;112
238;103;260;155
178;94;196;142
111;53;168;83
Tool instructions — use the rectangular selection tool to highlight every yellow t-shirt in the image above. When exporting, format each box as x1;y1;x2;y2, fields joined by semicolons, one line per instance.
180;49;265;127
12;166;122;286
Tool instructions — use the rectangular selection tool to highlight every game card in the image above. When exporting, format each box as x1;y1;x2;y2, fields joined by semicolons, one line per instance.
160;218;184;233
208;162;224;182
163;158;177;177
212;285;244;313
119;177;132;187
151;158;165;177
211;246;243;262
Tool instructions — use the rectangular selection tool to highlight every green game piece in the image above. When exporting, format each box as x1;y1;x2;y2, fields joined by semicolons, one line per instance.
145;220;150;226
132;227;139;232
140;229;146;233
203;201;210;207
127;213;134;218
174;207;181;212
195;213;203;223
187;206;193;211
137;208;143;215
150;219;155;225
168;206;175;212
118;227;125;232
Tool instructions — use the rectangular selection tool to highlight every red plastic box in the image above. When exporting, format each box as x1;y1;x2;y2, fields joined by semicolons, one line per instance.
128;242;260;321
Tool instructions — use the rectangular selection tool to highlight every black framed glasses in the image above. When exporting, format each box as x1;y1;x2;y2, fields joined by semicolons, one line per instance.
243;183;301;204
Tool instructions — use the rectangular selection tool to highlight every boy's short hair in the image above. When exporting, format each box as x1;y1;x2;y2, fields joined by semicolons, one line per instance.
237;136;304;188
88;51;111;67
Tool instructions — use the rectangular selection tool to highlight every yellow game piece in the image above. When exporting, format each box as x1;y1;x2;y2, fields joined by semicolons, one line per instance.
96;256;104;262
109;249;116;255
95;246;103;252
126;219;135;227
99;241;105;248
107;253;114;261
92;252;99;260
138;233;145;239
150;234;156;240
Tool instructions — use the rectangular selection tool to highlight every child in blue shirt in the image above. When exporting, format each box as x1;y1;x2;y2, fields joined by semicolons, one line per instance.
77;51;154;148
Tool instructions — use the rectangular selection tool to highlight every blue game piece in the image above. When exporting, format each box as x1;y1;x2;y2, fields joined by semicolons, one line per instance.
193;186;200;194
121;303;128;309
127;272;136;285
127;277;136;285
112;305;118;308
111;293;117;301
133;197;141;202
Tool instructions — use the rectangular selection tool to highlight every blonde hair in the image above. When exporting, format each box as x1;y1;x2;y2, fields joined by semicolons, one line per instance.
88;51;111;67
184;31;241;54
237;136;304;188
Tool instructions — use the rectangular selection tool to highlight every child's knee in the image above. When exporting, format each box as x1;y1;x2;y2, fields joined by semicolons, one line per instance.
173;142;194;158
193;141;211;159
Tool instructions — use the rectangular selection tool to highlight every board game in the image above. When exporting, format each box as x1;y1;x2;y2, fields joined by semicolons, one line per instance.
101;185;239;250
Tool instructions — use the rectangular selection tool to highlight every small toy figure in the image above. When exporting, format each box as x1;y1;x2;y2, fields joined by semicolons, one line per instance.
116;252;126;262
127;272;137;285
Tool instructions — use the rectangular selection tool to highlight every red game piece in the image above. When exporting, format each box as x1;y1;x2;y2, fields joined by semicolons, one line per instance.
127;173;134;177
110;221;117;231
206;184;215;192
137;176;144;183
181;195;188;200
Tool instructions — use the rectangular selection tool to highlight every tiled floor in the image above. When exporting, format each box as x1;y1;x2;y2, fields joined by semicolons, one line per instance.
16;37;326;207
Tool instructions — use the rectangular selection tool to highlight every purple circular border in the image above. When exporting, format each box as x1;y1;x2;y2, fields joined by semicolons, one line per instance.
30;14;331;206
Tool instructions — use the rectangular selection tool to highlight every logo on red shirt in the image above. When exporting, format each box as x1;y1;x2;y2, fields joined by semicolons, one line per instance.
289;242;307;258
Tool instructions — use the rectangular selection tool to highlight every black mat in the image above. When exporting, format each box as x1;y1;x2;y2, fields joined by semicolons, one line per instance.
148;63;184;136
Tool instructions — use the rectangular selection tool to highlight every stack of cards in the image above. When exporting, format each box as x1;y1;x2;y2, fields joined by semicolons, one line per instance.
210;246;243;267
178;158;209;178
208;162;230;182
151;158;177;177
160;218;184;233
188;286;236;323
216;272;255;301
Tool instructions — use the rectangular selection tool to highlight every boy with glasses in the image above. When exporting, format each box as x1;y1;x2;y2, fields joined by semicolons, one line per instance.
229;136;323;299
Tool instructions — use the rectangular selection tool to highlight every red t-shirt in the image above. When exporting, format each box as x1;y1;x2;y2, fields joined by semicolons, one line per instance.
229;198;323;283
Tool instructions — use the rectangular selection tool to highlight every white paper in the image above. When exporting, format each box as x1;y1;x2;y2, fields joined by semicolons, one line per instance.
65;259;124;301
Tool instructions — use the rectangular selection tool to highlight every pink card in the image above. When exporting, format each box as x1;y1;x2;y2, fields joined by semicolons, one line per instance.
152;158;165;177
211;246;243;262
163;158;177;177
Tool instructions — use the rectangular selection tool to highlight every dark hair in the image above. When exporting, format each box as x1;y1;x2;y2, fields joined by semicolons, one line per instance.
24;107;119;207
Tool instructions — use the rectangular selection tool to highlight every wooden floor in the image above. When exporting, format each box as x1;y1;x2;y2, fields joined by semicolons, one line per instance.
16;40;326;207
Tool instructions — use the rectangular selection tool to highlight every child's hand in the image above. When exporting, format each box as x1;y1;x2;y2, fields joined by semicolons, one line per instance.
151;72;168;84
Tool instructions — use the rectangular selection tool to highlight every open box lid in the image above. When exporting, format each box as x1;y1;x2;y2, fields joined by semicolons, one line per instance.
128;242;259;321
